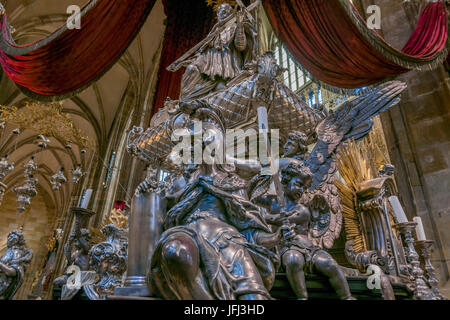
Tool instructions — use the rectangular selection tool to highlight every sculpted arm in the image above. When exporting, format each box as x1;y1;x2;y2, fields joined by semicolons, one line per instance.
226;155;262;180
13;250;33;266
0;262;17;277
253;229;281;249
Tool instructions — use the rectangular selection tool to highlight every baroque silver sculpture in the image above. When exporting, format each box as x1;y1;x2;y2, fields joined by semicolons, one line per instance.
54;206;96;299
126;56;405;300
121;0;445;301
0;229;33;299
50;168;67;191
0;155;14;206
13;156;38;213
167;1;259;101
72;164;85;184
53;228;93;300
84;225;128;300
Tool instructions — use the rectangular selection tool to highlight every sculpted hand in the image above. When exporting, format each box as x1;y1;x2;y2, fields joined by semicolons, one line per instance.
265;214;283;226
236;10;244;24
280;223;296;245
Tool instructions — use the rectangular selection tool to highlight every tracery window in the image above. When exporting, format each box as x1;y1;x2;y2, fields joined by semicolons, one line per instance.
308;89;316;106
270;37;349;109
272;41;310;93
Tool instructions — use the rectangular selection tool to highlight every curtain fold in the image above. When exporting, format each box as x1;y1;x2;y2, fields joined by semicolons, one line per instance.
0;0;157;101
0;0;447;101
152;0;215;114
263;0;449;89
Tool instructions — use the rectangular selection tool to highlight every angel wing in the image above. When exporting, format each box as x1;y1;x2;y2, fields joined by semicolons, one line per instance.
304;81;407;249
267;81;326;144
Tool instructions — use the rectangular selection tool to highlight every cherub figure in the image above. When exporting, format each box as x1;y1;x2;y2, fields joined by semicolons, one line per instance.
271;161;355;300
283;131;309;161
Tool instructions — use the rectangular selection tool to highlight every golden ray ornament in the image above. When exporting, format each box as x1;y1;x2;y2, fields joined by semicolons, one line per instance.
104;207;129;230
0;102;93;150
206;0;237;11
90;207;129;245
334;127;390;254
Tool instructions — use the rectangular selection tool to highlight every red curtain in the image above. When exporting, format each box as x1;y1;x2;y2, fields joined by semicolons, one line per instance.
263;0;448;89
1;0;447;101
153;0;215;114
0;0;157;100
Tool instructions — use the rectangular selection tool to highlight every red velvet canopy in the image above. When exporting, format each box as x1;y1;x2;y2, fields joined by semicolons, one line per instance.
153;0;215;111
0;0;448;102
263;0;449;89
0;0;157;100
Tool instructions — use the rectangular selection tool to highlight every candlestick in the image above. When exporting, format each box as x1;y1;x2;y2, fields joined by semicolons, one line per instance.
394;222;435;300
414;240;447;300
70;207;96;231
413;217;426;241
389;196;408;223
79;189;93;209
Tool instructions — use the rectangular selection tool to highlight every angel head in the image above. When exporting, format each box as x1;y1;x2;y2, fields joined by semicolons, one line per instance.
257;52;285;79
284;131;309;159
7;229;26;248
217;3;234;21
89;242;126;276
281;160;313;200
169;105;225;168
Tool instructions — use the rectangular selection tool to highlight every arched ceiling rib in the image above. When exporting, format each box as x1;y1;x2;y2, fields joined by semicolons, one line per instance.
0;0;167;215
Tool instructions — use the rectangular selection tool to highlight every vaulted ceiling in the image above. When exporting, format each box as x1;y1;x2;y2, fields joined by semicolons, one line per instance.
0;0;166;214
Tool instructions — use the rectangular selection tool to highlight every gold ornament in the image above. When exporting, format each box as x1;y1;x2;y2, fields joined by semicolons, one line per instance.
89;208;129;245
0;102;93;150
334;128;390;253
104;208;128;230
206;0;237;11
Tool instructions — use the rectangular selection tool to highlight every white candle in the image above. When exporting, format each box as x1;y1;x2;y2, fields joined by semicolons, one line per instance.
257;107;269;132
257;106;271;176
413;217;427;241
388;196;408;223
79;189;93;209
